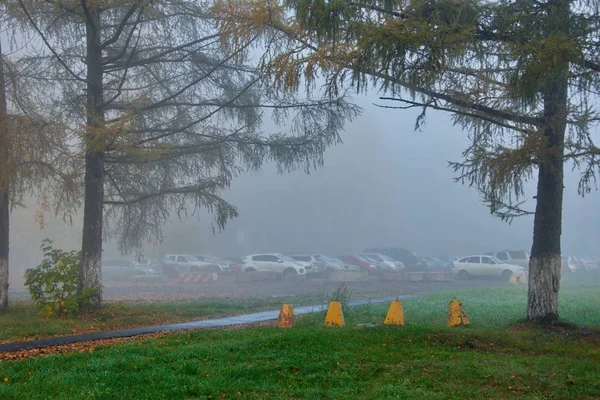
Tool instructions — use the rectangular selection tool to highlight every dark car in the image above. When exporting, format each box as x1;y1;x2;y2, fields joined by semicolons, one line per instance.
101;260;148;280
363;247;419;269
155;258;181;278
418;256;452;272
224;257;245;272
196;254;235;273
435;255;459;264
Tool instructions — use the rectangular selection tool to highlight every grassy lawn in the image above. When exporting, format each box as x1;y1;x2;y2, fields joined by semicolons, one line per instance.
0;296;323;343
0;284;599;399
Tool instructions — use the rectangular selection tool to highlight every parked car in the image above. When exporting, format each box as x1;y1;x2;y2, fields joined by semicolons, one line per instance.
420;256;453;271
578;256;600;271
195;254;233;273
157;258;182;278
289;254;359;273
453;255;526;280
165;254;220;273
561;256;578;273
288;254;322;273
101;260;148;281
139;258;181;278
224;256;245;272
136;258;164;275
241;253;307;275
337;255;388;275
486;250;530;269
435;255;459;264
316;255;360;272
363;247;419;269
415;256;436;271
359;253;404;271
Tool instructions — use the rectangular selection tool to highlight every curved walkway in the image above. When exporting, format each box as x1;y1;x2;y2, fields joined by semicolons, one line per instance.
0;295;416;353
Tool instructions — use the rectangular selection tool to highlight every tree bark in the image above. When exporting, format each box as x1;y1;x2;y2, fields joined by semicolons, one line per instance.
0;36;10;310
78;4;105;305
527;0;569;323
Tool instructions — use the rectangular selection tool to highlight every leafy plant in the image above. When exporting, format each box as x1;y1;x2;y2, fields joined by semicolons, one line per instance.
24;239;100;317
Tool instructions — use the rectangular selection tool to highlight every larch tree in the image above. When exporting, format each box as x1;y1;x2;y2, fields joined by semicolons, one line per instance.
214;0;600;322
0;15;9;310
16;0;358;305
0;6;80;310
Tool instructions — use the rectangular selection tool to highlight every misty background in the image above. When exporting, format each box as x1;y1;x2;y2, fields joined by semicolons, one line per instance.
9;93;600;282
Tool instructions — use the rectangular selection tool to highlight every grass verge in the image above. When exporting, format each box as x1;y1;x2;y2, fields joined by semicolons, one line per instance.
0;296;319;343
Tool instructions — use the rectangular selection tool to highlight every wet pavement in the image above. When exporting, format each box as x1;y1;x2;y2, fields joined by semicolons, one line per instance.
0;295;416;353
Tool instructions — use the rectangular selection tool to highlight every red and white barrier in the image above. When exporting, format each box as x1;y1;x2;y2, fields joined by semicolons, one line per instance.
177;272;217;283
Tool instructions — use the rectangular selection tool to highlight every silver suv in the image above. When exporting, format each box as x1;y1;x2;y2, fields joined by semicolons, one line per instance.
485;250;530;269
242;254;306;276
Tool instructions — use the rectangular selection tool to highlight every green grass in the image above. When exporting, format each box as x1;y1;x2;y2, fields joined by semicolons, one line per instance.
1;285;599;399
0;296;323;343
338;285;600;328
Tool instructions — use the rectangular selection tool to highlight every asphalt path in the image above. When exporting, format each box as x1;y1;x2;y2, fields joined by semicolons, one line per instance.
0;295;421;353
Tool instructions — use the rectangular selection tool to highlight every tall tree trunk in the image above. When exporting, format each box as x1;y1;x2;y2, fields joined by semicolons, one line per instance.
0;37;10;310
527;0;569;323
0;187;7;311
78;5;105;305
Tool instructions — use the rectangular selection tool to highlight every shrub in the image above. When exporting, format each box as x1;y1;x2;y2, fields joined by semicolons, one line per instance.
24;239;101;317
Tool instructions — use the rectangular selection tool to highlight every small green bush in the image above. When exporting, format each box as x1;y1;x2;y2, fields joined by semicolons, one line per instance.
24;239;100;317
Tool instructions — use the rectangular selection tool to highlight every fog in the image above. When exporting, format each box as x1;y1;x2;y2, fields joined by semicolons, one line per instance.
8;93;600;282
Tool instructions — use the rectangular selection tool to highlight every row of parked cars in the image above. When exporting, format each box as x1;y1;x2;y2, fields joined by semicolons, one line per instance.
560;255;600;273
452;250;600;280
100;247;600;281
101;254;238;280
100;247;437;280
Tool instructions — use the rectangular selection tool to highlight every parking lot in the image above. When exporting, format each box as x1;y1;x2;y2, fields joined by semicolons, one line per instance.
93;273;510;302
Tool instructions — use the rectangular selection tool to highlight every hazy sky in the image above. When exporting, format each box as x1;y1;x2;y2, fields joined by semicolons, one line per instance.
8;92;600;272
152;93;600;259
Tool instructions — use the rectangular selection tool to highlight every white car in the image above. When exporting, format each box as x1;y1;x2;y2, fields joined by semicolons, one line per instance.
242;254;306;276
561;256;579;273
166;254;220;273
453;255;526;280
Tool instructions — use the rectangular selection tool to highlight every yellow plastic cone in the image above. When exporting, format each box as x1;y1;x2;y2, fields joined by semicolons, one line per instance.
448;299;470;327
324;301;345;327
384;300;405;325
277;304;295;328
509;273;518;284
